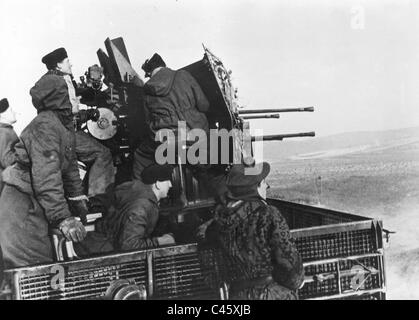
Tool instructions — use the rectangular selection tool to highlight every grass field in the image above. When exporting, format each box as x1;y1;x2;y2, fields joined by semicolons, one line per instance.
266;138;419;299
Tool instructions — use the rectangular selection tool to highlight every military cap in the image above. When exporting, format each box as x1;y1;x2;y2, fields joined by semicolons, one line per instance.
41;47;68;69
142;53;166;77
0;98;9;114
141;163;173;184
226;162;270;188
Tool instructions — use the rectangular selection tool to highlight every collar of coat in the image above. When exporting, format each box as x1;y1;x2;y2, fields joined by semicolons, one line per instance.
129;180;159;206
145;183;159;205
47;69;69;77
0;123;13;129
221;199;267;221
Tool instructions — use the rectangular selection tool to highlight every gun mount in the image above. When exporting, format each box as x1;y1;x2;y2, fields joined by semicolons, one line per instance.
73;38;318;196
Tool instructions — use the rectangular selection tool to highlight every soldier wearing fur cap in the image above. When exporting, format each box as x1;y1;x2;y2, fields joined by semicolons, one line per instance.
32;47;115;213
0;48;89;267
0;98;19;193
111;163;176;251
205;162;305;300
75;163;176;256
133;53;210;179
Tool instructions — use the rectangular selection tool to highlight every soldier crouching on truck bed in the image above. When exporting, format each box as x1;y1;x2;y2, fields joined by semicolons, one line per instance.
204;162;305;300
0;98;19;194
132;53;210;179
30;47;115;214
74;164;176;256
0;48;88;268
113;164;176;250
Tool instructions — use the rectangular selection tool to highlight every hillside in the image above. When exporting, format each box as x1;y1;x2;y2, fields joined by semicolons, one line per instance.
263;126;419;162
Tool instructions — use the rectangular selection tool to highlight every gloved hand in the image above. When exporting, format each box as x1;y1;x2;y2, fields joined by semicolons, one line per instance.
58;217;87;242
77;109;100;123
157;233;175;246
68;197;89;225
86;109;100;122
195;219;213;242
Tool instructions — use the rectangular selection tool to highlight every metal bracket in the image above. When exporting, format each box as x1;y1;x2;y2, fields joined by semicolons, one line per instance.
382;229;395;243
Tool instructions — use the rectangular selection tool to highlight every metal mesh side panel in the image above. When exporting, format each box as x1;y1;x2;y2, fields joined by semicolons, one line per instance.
299;262;340;298
152;250;221;300
299;256;383;299
339;256;381;294
18;260;147;300
268;199;367;230
296;229;375;262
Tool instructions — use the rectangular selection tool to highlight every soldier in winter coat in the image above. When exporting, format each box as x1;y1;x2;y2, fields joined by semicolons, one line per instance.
133;53;210;179
0;48;88;267
205;162;305;300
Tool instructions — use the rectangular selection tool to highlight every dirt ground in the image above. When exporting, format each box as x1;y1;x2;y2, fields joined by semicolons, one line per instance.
267;141;419;299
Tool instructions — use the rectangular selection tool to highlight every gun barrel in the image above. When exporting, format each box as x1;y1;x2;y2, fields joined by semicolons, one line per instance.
242;114;280;120
239;107;314;114
251;131;315;141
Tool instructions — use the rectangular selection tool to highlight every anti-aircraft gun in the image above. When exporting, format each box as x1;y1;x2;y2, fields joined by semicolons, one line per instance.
72;39;318;211
0;37;387;301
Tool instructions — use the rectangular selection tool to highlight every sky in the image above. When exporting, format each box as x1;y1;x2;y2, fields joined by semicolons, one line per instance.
0;0;418;137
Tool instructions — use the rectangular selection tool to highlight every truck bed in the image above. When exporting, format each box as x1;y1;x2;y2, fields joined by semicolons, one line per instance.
1;199;386;300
